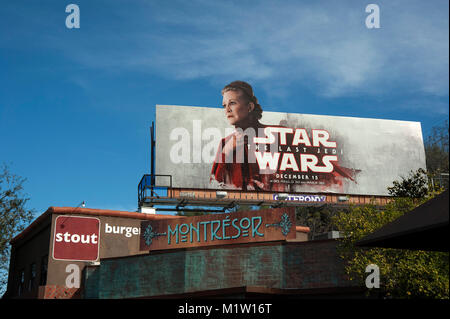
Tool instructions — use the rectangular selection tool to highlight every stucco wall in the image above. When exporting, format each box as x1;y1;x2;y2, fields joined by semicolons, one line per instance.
84;240;355;299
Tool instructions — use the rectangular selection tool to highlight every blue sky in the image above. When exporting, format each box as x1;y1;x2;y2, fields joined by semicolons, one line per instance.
0;0;448;217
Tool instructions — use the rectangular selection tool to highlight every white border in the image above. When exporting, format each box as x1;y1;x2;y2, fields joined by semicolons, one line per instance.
52;215;101;262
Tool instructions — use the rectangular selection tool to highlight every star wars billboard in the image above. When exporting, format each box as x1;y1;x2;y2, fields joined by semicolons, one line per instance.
155;105;426;196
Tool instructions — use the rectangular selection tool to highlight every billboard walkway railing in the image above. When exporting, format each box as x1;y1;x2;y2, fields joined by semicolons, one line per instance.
138;174;391;210
138;174;173;204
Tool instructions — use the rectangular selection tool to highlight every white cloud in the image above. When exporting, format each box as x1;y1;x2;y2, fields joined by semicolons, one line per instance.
15;0;448;101
119;0;447;99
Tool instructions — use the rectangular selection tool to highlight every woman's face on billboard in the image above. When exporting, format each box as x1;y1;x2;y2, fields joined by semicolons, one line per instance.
222;90;254;127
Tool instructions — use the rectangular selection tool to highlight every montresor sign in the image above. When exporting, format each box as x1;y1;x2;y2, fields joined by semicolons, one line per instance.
140;208;295;251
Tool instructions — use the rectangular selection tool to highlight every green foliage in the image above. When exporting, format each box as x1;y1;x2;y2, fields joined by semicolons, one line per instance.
332;196;449;299
424;120;449;175
0;164;35;296
387;168;429;199
424;120;449;190
295;205;341;240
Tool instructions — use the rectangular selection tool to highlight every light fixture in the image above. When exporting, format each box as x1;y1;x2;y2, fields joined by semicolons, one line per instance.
76;201;86;208
139;206;156;214
216;191;228;199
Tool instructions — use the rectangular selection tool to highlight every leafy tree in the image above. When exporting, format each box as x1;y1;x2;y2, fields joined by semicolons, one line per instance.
0;164;35;297
424;120;449;175
387;168;429;199
332;194;449;298
424;120;449;190
295;205;343;240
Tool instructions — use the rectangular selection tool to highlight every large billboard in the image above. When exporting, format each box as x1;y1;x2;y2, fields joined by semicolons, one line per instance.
155;105;426;196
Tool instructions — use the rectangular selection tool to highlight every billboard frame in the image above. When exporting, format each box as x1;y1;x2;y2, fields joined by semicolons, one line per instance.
138;120;394;212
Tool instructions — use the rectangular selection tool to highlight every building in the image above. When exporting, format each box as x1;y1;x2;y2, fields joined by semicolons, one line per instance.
4;206;364;299
4;206;179;298
357;190;449;252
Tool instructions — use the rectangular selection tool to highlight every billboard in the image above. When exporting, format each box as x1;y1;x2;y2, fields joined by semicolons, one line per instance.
156;105;426;196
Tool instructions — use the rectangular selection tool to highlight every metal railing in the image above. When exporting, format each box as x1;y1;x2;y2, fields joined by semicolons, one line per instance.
138;174;173;205
430;173;449;190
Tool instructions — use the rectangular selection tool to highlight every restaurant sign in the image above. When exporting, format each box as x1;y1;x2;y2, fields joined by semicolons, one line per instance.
140;207;295;251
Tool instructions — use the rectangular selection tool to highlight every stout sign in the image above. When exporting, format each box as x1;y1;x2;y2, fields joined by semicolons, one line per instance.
140;208;295;251
52;215;100;261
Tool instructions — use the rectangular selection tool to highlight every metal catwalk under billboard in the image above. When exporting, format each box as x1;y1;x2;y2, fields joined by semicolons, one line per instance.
155;105;426;196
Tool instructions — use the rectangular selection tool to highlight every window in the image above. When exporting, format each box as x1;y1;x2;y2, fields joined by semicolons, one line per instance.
39;255;48;286
28;263;36;291
18;269;25;296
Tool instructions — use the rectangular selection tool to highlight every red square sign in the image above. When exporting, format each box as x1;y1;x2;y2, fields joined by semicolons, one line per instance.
52;216;100;261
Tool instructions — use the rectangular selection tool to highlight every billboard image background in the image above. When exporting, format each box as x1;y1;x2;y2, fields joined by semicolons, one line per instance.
156;105;426;196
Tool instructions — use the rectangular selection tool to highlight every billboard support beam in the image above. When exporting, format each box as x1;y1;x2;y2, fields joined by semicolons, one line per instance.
150;122;155;189
154;206;228;214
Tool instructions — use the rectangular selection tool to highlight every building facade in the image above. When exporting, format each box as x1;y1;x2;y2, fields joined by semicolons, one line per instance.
4;206;364;299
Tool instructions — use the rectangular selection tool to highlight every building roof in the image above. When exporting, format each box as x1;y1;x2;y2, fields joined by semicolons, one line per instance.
356;190;449;251
11;206;310;245
10;206;182;245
